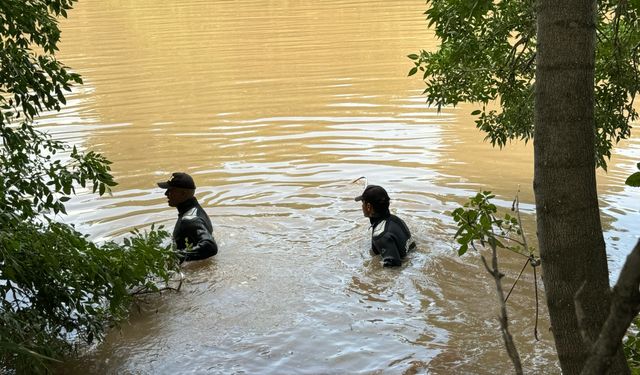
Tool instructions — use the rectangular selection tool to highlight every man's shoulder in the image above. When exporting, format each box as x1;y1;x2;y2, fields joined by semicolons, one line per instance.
389;214;408;224
179;208;209;230
181;207;199;220
372;219;389;238
374;215;410;238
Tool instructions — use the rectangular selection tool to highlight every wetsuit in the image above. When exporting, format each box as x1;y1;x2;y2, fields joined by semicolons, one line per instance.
370;213;415;267
173;197;218;262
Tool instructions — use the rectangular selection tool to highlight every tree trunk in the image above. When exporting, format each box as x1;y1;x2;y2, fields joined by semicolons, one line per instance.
534;0;629;373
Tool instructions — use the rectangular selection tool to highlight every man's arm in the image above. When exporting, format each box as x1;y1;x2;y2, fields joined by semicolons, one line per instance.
178;217;218;262
373;233;402;267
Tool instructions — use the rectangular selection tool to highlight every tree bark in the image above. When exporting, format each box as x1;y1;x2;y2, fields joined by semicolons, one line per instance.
534;0;629;373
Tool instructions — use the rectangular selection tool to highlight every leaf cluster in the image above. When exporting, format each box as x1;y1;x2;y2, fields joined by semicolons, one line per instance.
594;0;640;168
0;0;115;220
411;0;639;169
0;0;81;125
452;191;525;256
0;220;178;374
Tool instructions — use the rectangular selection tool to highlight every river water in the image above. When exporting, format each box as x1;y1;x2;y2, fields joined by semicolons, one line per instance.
44;1;639;374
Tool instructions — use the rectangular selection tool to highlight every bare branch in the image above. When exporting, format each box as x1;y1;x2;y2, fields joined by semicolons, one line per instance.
513;191;530;254
491;232;527;249
129;285;181;296
512;190;541;341
484;241;524;374
579;239;640;375
532;262;540;341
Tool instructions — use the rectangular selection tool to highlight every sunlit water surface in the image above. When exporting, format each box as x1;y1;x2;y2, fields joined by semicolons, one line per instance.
41;1;640;374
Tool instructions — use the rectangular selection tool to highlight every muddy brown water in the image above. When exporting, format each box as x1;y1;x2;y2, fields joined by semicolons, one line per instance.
41;1;639;373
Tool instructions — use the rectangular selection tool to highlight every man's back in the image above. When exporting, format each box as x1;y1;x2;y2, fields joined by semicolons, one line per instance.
371;214;414;267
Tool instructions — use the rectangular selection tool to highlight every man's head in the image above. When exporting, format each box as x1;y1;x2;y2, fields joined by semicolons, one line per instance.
354;185;390;218
157;172;196;207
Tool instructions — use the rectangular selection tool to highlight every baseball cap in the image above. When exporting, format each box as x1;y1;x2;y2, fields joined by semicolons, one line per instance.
157;172;196;189
354;185;390;204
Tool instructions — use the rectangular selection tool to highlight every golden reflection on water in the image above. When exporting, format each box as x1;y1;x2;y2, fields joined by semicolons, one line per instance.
54;0;439;187
47;0;639;374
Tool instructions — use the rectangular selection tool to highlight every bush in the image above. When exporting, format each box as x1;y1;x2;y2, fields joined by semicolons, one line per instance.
0;1;179;372
0;220;177;374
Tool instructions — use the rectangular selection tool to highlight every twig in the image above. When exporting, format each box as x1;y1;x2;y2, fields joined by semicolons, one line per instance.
175;275;183;292
129;272;184;296
351;176;368;187
512;189;541;340
532;260;540;341
512;190;532;254
504;257;531;302
129;285;181;296
491;232;528;249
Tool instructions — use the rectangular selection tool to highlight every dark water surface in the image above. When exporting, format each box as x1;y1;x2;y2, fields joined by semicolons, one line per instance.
43;1;639;374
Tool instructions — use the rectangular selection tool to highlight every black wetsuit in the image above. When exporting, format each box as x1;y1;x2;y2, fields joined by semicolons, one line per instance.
369;213;415;267
173;197;218;262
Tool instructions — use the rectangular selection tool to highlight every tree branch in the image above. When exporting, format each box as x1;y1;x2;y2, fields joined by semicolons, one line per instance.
491;232;527;249
129;285;181;296
483;240;524;375
579;239;640;375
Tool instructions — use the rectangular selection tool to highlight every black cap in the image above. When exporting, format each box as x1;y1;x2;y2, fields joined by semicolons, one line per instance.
354;185;390;204
157;172;196;189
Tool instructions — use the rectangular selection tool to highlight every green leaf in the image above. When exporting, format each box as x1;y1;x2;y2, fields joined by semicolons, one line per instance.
480;214;491;229
407;54;419;60
458;243;468;256
408;67;418;77
471;110;481;115
626;172;640;187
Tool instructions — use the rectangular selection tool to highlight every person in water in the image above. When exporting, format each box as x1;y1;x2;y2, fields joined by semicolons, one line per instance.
355;185;415;267
157;172;218;263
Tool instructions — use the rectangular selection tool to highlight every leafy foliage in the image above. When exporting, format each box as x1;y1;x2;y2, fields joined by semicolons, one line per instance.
626;162;640;187
452;191;530;257
0;224;177;374
0;1;178;373
410;0;639;169
451;191;535;373
0;0;116;219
